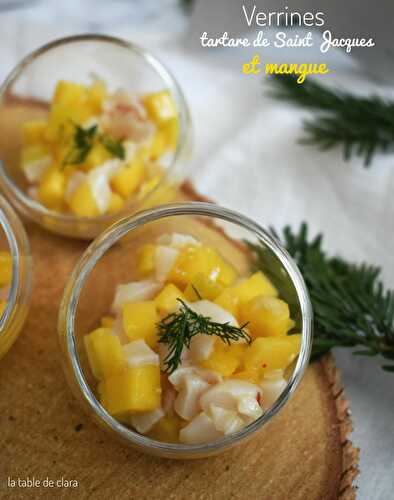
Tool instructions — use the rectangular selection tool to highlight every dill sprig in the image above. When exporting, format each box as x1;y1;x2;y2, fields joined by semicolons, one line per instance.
269;74;394;166
158;299;251;374
63;123;125;167
247;224;394;372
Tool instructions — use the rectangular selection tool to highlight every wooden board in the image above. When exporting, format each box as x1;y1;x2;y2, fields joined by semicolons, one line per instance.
0;104;358;499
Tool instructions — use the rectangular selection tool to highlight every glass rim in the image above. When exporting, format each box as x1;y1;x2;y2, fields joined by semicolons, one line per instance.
59;202;313;455
0;195;31;337
0;33;192;226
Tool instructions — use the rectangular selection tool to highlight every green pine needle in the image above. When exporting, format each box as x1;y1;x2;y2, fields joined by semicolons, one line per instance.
247;223;394;372
269;74;394;166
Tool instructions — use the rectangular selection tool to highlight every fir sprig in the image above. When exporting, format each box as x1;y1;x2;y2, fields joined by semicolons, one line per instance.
158;299;251;374
269;74;394;166
247;223;394;372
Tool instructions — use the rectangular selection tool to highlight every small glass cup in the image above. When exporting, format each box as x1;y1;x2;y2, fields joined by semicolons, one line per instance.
0;34;192;239
0;195;32;359
58;202;313;458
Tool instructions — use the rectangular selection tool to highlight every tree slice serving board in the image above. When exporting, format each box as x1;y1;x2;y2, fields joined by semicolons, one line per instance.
0;103;358;500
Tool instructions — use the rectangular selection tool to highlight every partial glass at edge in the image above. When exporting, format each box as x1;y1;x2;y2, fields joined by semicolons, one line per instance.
0;195;32;359
58;202;313;459
0;34;192;239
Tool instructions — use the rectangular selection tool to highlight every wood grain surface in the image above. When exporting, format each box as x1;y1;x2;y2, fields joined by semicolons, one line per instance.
0;102;358;499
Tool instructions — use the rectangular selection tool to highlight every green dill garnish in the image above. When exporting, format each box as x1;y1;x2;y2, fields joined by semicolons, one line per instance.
100;135;126;160
269;74;394;166
247;223;394;372
158;299;251;374
63;123;98;166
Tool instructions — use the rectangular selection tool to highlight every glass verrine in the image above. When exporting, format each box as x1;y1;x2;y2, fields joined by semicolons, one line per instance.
0;34;192;239
0;195;32;359
58;202;312;458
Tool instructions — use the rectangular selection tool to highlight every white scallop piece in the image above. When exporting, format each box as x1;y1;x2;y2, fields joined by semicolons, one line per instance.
174;374;210;421
260;377;287;409
23;156;51;183
130;408;164;434
179;412;223;444
156;233;200;248
208;404;245;435
65;171;87;202
88;159;122;214
200;380;262;414
189;334;216;363
188;300;239;327
111;280;162;313
123;340;159;367
154;245;179;282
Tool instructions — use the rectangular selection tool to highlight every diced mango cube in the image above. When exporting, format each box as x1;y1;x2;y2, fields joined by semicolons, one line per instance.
138;175;161;200
155;283;185;314
240;295;292;338
88;80;107;113
149;129;168;160
38;167;66;209
142;91;177;125
102;364;161;416
231;271;277;304
107;192;125;214
68;182;100;217
162;118;178;151
137;244;156;276
48;80;93;136
84;143;111;170
184;273;223;302
214;289;239;318
22;120;48;145
84;327;125;380
201;349;240;377
243;336;301;373
122;301;159;348
148;415;181;443
231;370;261;384
168;245;236;288
111;159;145;198
0;251;12;286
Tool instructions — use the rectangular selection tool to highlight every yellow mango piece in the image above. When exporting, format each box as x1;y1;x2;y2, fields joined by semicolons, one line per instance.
287;333;302;352
38;167;66;209
22;120;48;145
138;175;161;200
122;301;159;348
137;244;156;276
111;159;145;198
68;182;100;217
84;327;125;380
0;300;7;316
155;283;185;314
244;336;300;373
231;369;261;384
148;415;181;443
102;364;161;416
88;80;107;113
142;90;177;125
149;129;168;160
201;349;240;377
231;271;277;304
240;295;292;338
49;80;94;131
184;273;223;302
84;143;111;170
168;245;236;288
0;251;12;286
107;192;125;214
214;289;240;318
101;316;115;328
162;118;178;151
